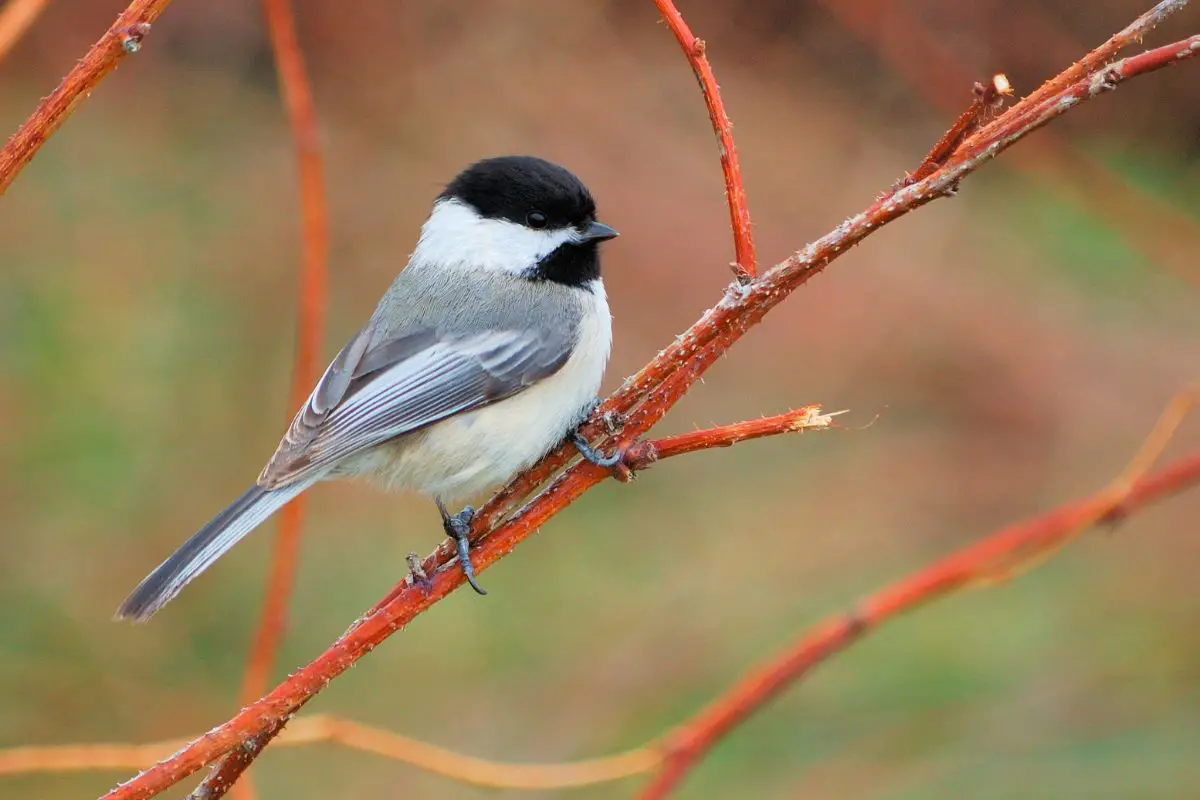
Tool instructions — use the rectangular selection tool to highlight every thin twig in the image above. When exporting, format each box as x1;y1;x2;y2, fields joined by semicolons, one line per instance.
0;0;173;195
276;716;656;790
238;0;330;723
905;74;1012;185
0;715;657;790
652;0;756;281
0;0;49;63
623;406;841;469
232;2;329;798
97;25;1200;798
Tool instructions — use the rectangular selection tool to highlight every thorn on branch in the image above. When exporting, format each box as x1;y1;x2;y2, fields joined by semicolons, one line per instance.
118;22;151;54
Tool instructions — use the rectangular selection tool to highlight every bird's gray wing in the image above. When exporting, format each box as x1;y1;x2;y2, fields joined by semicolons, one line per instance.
257;325;572;489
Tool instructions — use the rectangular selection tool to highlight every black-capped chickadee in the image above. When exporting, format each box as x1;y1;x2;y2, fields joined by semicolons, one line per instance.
117;156;620;621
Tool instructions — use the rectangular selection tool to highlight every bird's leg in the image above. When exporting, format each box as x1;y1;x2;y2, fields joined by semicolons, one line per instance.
436;500;487;596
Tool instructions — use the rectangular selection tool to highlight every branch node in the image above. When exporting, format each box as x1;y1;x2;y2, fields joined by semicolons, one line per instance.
844;604;870;637
723;278;754;304
609;459;637;483
622;442;659;471
601;409;627;436
1091;66;1124;94
405;552;431;593
118;22;151;53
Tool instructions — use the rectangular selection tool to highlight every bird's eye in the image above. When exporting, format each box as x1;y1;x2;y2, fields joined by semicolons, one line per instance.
526;210;548;229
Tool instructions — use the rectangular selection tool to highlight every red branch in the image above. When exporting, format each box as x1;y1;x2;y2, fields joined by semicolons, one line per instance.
999;0;1190;125
226;0;330;797
623;406;838;470
99;21;1200;799
0;0;174;196
652;0;757;280
238;0;330;721
637;450;1200;797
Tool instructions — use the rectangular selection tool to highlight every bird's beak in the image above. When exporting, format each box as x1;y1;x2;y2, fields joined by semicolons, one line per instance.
580;220;619;242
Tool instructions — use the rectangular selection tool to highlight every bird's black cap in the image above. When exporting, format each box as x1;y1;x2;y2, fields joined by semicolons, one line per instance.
440;155;598;230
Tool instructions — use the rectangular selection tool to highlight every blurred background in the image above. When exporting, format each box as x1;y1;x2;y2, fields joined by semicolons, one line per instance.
2;1;1199;797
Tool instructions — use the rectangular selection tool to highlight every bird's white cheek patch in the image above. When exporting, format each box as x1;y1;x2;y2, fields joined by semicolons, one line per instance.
414;199;579;277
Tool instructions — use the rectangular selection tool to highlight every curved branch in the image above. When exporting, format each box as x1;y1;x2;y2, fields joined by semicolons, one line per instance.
0;714;657;791
0;0;173;195
652;0;756;280
99;20;1200;798
638;444;1200;798
238;0;330;726
0;0;50;63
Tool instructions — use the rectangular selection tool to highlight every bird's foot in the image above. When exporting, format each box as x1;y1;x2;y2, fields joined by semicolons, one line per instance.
571;431;636;483
436;501;487;595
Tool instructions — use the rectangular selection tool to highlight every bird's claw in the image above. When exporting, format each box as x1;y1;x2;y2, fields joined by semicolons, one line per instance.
572;433;623;468
436;501;487;595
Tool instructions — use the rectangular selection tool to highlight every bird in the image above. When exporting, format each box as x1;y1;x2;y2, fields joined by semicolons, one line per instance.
116;155;620;621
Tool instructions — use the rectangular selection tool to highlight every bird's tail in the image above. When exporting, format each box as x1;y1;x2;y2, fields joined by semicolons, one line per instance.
116;480;314;622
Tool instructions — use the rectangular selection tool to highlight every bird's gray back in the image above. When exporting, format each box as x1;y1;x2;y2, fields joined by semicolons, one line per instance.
367;262;586;345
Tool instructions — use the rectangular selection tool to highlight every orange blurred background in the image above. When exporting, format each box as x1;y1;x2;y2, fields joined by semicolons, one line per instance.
1;1;1198;797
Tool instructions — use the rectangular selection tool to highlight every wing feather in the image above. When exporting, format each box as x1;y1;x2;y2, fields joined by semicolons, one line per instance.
258;326;571;489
